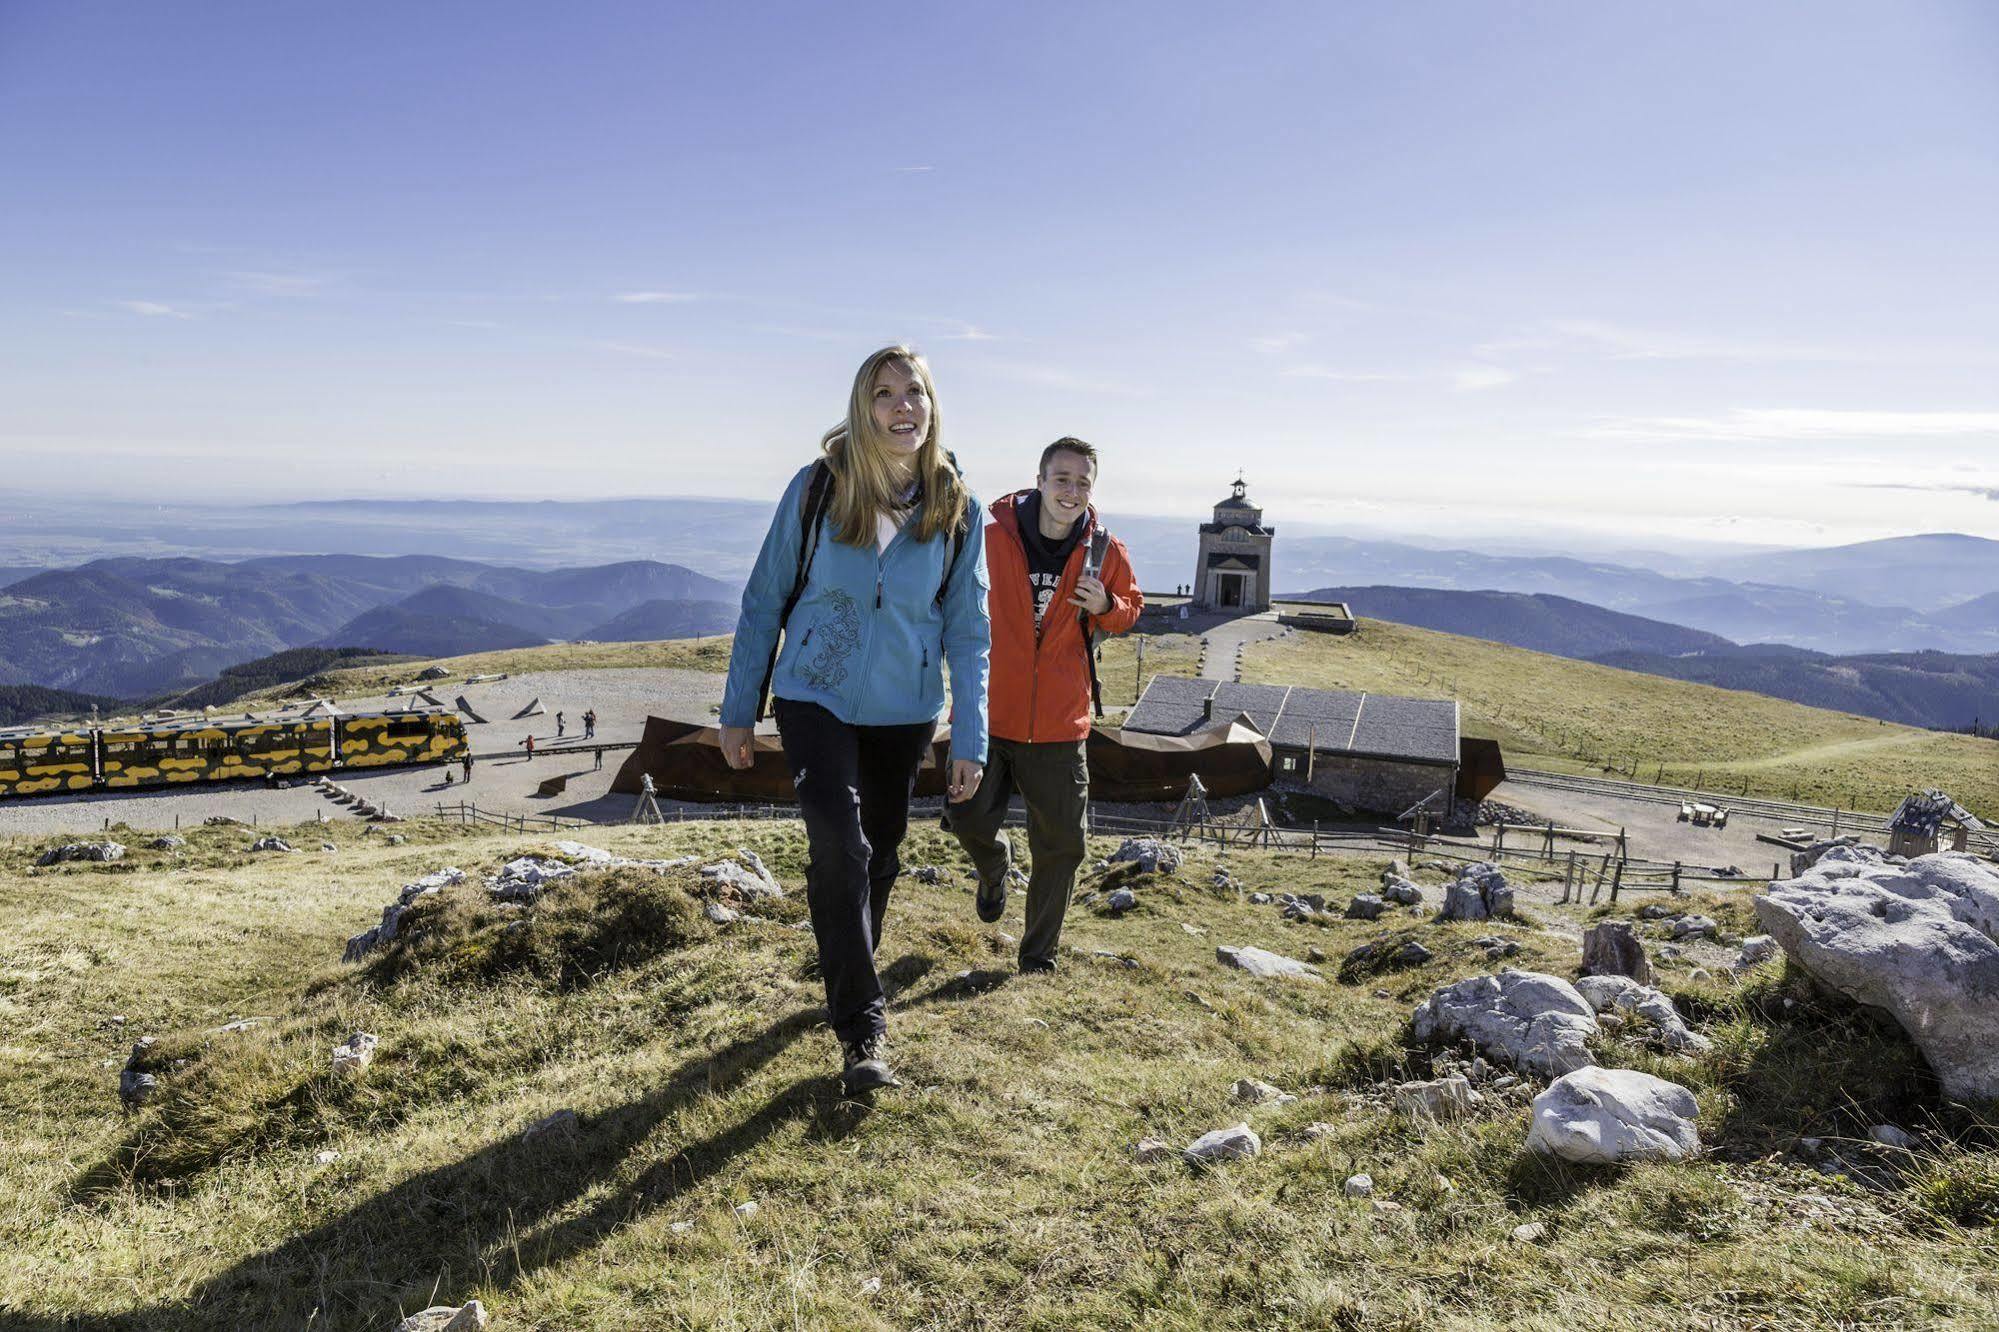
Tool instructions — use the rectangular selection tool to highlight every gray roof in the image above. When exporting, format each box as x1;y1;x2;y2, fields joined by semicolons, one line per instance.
1123;675;1459;765
1886;789;1985;834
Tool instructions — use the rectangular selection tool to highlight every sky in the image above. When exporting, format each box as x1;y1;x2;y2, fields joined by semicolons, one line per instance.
3;1;1998;551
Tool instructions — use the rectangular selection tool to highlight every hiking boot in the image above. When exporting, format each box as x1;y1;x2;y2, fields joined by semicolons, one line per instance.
840;1034;899;1092
975;873;1007;925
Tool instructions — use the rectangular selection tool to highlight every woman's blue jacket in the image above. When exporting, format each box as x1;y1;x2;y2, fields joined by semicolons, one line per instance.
720;462;991;764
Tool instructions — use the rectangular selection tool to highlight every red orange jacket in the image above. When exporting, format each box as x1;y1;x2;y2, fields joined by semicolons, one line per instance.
985;491;1144;743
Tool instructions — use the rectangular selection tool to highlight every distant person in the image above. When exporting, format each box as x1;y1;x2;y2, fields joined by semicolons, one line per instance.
717;344;990;1093
463;753;474;783
521;734;535;761
946;437;1141;972
556;711;565;738
583;709;597;739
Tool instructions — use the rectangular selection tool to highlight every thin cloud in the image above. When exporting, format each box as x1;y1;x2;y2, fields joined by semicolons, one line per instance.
1251;333;1308;354
596;341;677;361
892;165;934;173
1849;481;1999;502
1590;408;1999;442
1281;364;1407;382
225;270;331;296
613;291;699;304
115;300;193;319
936;320;997;342
1452;366;1515;392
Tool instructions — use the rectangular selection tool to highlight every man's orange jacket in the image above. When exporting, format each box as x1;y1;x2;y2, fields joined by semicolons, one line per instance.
985;491;1144;744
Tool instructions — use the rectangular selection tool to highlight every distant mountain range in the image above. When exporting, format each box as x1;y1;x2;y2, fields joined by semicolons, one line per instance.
1298;584;1997;731
1294;587;1735;659
0;555;740;698
1275;533;1999;655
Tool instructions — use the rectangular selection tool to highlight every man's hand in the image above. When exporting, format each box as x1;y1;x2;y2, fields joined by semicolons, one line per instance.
947;758;984;803
1068;575;1111;616
717;725;755;770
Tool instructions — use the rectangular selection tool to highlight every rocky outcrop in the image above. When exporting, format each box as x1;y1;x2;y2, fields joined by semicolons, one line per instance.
1525;1067;1700;1164
37;841;125;866
343;867;468;962
1438;863;1514;921
1573;974;1710;1054
1410;970;1597;1077
1755;847;1999;1102
1111;838;1182;874
1580;921;1650;984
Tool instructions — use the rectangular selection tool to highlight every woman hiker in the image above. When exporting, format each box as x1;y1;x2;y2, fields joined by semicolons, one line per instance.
718;344;990;1093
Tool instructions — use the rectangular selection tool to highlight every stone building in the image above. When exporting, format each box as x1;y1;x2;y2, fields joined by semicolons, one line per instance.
1122;676;1466;817
1192;476;1273;611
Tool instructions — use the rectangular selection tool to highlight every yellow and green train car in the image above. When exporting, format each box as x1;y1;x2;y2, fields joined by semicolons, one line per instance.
0;709;468;801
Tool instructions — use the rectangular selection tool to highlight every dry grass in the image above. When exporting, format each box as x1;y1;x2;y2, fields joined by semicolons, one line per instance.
2;815;1995;1329
1246;619;1999;817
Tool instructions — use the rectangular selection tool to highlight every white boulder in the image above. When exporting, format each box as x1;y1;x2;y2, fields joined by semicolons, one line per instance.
1439;862;1514;921
1573;974;1711;1054
1755;848;1999;1101
1111;838;1183;874
1215;945;1323;982
1410;970;1598;1077
1182;1122;1261;1164
1525;1066;1701;1164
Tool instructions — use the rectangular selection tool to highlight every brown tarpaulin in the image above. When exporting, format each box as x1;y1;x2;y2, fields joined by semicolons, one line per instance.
612;714;1275;804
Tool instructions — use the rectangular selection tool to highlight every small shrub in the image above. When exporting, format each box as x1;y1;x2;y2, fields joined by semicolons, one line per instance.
1910;1153;1999;1229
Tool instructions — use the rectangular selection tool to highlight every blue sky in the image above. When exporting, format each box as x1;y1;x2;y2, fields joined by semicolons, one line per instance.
3;1;1997;549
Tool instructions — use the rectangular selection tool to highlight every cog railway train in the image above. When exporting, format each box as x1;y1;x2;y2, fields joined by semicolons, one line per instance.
0;707;469;800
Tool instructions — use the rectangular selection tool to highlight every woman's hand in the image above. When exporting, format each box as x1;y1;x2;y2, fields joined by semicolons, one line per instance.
947;758;984;803
1069;575;1111;616
717;725;756;770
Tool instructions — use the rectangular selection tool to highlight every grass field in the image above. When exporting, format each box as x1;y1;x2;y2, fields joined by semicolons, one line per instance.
1244;619;1999;818
3;817;1994;1329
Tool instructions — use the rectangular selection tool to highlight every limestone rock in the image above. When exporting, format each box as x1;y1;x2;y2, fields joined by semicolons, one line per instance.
1755;847;1999;1100
1869;1123;1917;1151
1382;877;1423;907
1394;1075;1476;1121
1110;838;1182;874
1669;914;1719;941
37;841;126;866
1410;971;1598;1077
1231;1078;1295;1106
1580;921;1651;984
1525;1066;1700;1164
1132;1138;1177;1164
522;1108;579;1142
1573;974;1711;1053
1215;945;1323;982
1511;1221;1548;1244
1792;837;1861;877
345;867;468;961
552;839;615;863
700;851;786;901
1735;934;1779;970
1344;1173;1374;1198
704;900;740;924
489;855;576;902
1439;862;1513;921
1182;1122;1261;1164
331;1031;378;1079
1344;894;1388;921
1106;887;1137;914
249;836;294;853
395;1301;488;1331
148;835;186;851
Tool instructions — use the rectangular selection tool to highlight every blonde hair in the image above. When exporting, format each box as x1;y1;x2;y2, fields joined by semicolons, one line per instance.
820;345;969;548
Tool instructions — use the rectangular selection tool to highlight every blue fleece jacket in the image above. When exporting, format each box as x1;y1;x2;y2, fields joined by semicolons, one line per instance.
720;462;991;764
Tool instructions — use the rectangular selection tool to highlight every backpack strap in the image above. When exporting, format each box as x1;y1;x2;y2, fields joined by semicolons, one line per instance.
934;450;970;607
755;459;835;721
1078;523;1112;718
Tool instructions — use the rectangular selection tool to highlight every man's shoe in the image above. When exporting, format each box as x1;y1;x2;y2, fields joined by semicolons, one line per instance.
840;1035;899;1092
1019;957;1056;975
975;874;1007;925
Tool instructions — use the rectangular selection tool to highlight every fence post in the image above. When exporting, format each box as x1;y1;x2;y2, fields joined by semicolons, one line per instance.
1611;859;1623;903
1671;861;1682;894
1312;820;1319;859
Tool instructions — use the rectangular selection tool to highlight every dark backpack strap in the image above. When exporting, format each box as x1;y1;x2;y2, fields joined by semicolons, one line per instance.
934;450;970;607
756;460;835;721
1079;525;1112;718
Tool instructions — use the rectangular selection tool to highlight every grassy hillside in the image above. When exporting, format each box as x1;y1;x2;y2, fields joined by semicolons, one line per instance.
1245;619;1999;817
2;818;1993;1329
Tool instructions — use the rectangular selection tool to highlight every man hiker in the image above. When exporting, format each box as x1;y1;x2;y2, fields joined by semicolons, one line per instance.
946;437;1141;972
583;709;596;739
521;734;535;761
462;752;474;783
556;711;565;738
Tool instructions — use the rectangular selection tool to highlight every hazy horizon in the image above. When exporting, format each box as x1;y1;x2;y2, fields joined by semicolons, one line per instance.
5;3;1998;548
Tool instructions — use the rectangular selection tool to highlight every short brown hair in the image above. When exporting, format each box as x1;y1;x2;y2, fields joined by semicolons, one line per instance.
1038;436;1098;477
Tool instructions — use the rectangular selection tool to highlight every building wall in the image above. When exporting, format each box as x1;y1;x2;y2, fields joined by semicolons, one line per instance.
1274;750;1454;816
1194;528;1272;610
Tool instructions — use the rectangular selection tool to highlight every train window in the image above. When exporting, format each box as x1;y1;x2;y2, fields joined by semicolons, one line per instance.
386;721;432;741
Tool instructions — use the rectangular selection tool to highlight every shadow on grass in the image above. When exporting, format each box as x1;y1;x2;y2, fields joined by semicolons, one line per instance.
1502;1148;1626;1212
11;955;940;1332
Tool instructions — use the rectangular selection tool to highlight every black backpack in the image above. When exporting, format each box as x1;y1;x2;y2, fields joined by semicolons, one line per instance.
755;457;971;721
